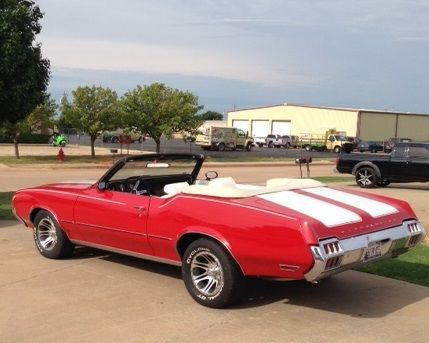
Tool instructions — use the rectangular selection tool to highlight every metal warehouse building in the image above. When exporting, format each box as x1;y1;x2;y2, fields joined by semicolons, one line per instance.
227;103;429;141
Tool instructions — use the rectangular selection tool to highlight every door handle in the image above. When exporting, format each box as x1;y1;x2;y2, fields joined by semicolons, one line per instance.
133;206;146;212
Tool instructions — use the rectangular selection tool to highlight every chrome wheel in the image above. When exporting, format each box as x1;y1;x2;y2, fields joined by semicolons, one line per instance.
356;167;377;188
190;251;224;297
37;217;58;251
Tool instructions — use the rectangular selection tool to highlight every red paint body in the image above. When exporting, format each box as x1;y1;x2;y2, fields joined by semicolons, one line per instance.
12;180;416;280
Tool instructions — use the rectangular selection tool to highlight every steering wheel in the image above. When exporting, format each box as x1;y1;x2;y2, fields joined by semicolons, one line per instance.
131;178;148;195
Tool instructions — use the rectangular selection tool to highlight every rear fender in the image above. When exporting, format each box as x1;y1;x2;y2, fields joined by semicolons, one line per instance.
352;161;381;177
176;226;244;273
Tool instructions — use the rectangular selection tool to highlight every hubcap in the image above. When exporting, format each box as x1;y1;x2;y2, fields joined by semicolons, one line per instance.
357;169;373;186
37;217;58;251
190;251;224;296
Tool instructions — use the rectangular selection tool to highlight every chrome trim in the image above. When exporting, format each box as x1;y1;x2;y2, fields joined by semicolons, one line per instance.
148;234;172;241
74;222;147;237
304;220;426;282
69;239;182;266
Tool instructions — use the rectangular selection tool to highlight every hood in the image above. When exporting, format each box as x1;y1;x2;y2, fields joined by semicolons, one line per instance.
31;181;96;194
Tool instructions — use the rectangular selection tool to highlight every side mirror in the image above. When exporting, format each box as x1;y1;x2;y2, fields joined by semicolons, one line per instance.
98;181;107;191
205;171;218;181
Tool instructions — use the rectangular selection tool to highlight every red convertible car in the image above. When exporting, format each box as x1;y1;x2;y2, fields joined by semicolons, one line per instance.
12;154;426;308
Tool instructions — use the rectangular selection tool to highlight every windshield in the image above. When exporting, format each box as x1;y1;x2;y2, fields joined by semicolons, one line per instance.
108;155;202;181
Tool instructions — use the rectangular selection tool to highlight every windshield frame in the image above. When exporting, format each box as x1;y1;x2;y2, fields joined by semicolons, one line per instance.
97;153;205;185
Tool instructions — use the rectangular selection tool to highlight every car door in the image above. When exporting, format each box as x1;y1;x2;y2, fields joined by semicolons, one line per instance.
388;144;410;180
407;145;429;181
73;188;152;255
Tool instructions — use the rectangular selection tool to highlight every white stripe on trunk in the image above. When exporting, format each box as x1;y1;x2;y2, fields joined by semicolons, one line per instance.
257;191;361;227
302;187;398;218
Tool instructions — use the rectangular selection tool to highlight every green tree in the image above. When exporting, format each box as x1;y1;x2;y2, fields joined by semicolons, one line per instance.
199;110;223;120
0;0;50;158
60;86;120;157
121;83;203;153
19;94;57;134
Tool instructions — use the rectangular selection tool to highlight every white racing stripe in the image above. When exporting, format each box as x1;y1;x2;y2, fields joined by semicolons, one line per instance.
257;191;362;227
302;187;398;218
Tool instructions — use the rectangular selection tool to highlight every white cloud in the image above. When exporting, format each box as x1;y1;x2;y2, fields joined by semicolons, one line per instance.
41;37;319;87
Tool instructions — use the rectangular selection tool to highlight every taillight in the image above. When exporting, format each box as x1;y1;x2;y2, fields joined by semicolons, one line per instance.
323;241;343;255
408;222;422;233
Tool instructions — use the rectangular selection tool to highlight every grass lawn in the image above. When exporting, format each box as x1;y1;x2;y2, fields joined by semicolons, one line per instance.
0;192;15;221
0;155;337;165
0;155;113;165
357;244;429;287
311;176;353;183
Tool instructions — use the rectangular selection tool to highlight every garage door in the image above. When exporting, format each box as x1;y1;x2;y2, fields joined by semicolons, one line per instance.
272;121;291;135
251;120;269;138
232;120;249;134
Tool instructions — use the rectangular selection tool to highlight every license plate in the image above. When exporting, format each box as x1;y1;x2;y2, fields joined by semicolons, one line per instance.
364;241;382;261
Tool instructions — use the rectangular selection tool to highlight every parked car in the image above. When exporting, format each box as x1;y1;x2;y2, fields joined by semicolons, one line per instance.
102;129;143;144
266;134;282;148
358;141;384;153
274;135;300;148
12;153;426;308
336;141;429;188
254;137;266;148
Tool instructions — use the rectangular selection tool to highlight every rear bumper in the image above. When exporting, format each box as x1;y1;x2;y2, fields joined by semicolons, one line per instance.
304;220;426;282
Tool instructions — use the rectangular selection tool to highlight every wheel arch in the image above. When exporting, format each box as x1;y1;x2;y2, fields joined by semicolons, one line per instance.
176;230;244;274
352;161;382;178
29;206;61;226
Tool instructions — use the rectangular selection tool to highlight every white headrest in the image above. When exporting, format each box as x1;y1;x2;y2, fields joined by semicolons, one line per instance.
208;177;237;188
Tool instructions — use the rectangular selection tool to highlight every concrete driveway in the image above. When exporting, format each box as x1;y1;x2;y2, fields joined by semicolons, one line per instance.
1;164;428;342
1;222;429;343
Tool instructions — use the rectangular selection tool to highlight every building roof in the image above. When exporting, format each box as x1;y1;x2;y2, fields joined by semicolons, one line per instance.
228;102;429;117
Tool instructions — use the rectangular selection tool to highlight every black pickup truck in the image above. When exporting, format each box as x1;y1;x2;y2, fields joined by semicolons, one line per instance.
336;142;429;188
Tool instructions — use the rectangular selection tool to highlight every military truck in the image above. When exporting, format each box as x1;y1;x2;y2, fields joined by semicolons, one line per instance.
300;131;348;153
195;127;254;151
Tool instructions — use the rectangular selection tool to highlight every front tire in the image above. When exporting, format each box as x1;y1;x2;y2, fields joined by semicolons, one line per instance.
355;167;378;188
246;143;252;151
182;238;243;308
33;211;74;259
334;146;341;153
218;143;226;151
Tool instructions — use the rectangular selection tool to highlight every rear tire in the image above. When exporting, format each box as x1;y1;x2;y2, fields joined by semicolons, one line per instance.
111;136;119;143
334;146;341;153
218;143;226;151
33;211;74;259
182;238;243;308
268;142;274;148
246;143;252;152
355;167;378;188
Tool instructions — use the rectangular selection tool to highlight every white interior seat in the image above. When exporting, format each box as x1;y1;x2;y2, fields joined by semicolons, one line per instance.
162;182;190;198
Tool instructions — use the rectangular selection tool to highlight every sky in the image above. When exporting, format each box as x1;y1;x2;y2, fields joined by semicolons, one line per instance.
37;0;429;115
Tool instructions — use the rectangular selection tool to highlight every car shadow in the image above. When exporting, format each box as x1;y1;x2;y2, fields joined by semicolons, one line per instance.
71;246;182;279
70;247;428;317
233;270;429;317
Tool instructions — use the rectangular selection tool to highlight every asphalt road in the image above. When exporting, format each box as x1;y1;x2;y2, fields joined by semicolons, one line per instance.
1;164;429;342
67;133;340;159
